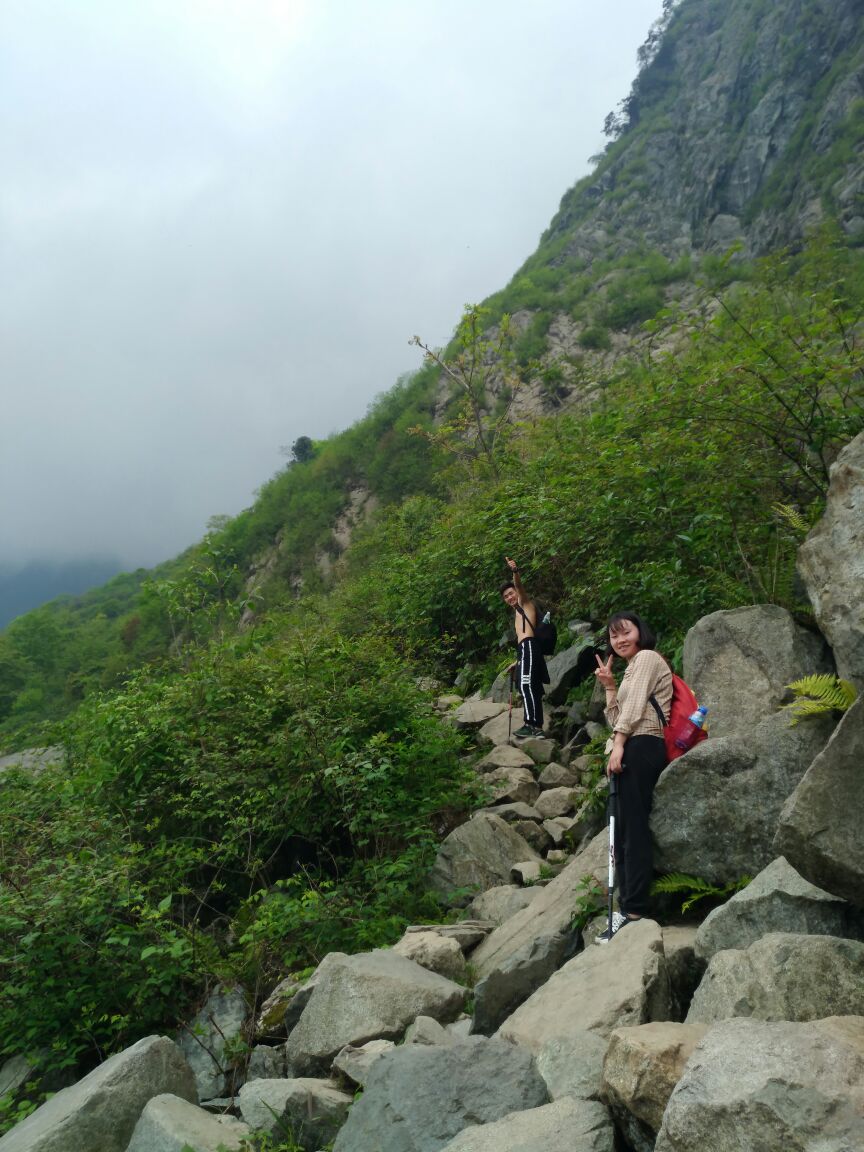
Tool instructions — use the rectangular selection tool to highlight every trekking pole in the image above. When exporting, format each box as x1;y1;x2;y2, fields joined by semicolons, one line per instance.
606;772;617;938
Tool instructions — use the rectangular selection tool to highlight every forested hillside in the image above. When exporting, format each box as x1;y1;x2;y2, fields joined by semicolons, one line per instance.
1;0;863;1112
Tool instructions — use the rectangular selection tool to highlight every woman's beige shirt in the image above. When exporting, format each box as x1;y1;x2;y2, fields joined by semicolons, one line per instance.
604;649;673;739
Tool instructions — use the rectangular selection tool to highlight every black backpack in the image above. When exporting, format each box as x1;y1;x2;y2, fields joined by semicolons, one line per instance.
518;604;557;656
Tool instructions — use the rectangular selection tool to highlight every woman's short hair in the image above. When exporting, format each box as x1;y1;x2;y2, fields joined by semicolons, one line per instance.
605;611;657;652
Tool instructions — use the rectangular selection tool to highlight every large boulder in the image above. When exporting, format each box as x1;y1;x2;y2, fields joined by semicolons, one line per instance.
775;696;864;906
448;701;507;730
496;919;671;1052
534;1030;608;1103
602;1023;708;1149
798;429;864;687
682;605;832;741
237;1077;353;1151
468;830;607;1030
471;922;580;1036
544;637;599;705
467;884;540;924
695;856;862;961
473;745;535;772
438;1097;614;1152
285;950;466;1075
428;814;541;905
125;1093;250;1152
331;1037;549;1152
481;766;540;806
687;932;864;1024
332;1039;395;1087
393;930;467;982
0;1036;196;1152
175;984;249;1100
652;709;835;885
655;1016;864;1151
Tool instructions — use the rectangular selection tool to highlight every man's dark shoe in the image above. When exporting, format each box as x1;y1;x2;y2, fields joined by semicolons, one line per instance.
513;724;544;739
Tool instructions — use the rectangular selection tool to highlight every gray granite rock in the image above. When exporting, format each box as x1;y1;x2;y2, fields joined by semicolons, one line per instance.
285;950;466;1075
0;1036;196;1152
438;1097;614;1152
535;1030;608;1102
655;1017;864;1151
331;1037;549;1152
125;1093;250;1152
466;885;540;925
237;1077;353;1151
176;985;249;1100
695;856;861;961
681;605;832;741
775;697;864;906
428;814;541;906
687;932;864;1024
331;1040;395;1088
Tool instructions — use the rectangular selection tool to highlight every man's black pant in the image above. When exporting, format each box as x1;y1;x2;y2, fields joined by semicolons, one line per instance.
616;735;667;917
517;636;545;728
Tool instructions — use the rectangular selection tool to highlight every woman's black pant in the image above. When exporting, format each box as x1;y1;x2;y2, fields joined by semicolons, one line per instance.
616;735;668;917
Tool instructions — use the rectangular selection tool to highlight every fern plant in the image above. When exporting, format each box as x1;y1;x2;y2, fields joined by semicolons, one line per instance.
652;873;751;915
783;674;857;725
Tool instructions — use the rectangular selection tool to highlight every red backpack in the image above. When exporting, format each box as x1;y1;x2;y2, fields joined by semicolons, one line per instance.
650;674;708;762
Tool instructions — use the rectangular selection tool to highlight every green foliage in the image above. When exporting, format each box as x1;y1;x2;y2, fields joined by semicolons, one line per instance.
570;874;607;931
783;674;857;725
652;873;751;915
578;326;612;351
0;626;474;1079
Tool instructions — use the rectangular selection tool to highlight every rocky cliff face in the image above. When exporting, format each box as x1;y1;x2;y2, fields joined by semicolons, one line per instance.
548;0;864;262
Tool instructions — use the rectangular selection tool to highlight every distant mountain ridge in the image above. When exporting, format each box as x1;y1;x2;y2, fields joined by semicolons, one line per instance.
0;559;123;630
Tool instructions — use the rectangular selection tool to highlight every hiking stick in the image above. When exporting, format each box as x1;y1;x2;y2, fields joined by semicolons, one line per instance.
607;772;618;937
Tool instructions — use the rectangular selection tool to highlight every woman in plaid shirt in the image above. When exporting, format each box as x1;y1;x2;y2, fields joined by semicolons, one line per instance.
595;611;672;941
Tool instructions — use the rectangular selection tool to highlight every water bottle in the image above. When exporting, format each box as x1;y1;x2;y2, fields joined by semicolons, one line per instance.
674;705;708;752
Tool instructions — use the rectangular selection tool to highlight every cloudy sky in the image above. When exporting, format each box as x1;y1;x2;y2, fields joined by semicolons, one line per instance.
1;0;664;570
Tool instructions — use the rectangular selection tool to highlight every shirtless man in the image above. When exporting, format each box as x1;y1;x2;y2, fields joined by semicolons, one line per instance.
500;557;548;738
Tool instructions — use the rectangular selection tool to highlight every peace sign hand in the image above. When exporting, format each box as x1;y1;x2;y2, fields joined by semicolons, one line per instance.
594;653;616;691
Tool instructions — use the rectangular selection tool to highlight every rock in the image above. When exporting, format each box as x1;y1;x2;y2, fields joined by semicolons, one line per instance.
603;1023;708;1147
538;762;578;789
428;814;542;905
687;932;864;1024
497;919;671;1052
471;829;607;983
517;736;559;764
482;766;539;806
393;931;467;982
652;709;835;885
0;746;63;777
255;958;345;1039
332;1040;395;1088
510;860;542;885
125;1093;250;1152
237;1077;353;1151
662;925;702;1022
681;605;832;741
437;1097;614;1152
402;922;493;953
695;856;861;961
0;1056;36;1100
176;984;249;1100
798;429;864;686
473;745;535;772
534;786;582;819
546;849;570;866
475;801;543;823
477;711;520;747
542;816;577;847
544;637;600;705
404;1016;454;1046
435;695;463;711
0;1035;196;1152
655;1017;864;1151
775;697;864;906
285;950;466;1075
471;922;580;1036
448;701;507;730
246;1044;285;1081
467;885;540;924
535;1030;608;1102
330;1037;549;1152
445;1016;472;1040
512;818;553;854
